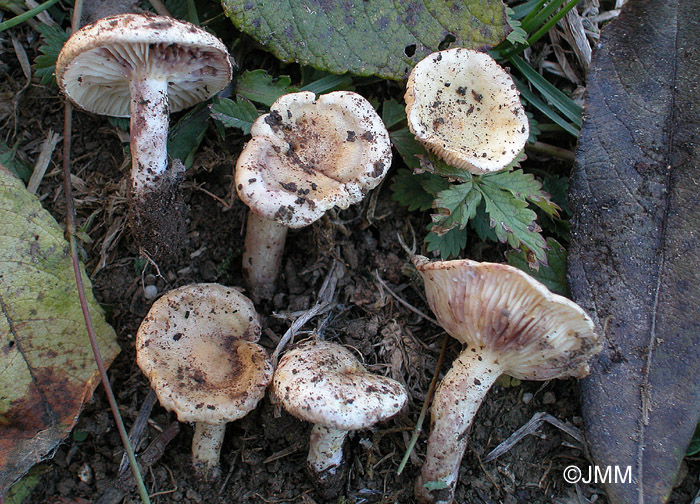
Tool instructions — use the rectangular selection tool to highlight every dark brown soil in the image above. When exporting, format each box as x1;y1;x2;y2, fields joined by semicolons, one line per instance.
1;19;698;504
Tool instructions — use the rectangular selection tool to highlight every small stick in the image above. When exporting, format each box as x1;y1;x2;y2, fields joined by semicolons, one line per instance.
118;388;159;474
374;270;439;326
27;130;61;194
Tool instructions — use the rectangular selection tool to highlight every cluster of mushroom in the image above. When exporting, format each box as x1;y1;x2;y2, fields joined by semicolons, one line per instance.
135;282;407;491
58;14;600;501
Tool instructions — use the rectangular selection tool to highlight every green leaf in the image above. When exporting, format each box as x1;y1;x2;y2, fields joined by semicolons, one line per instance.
431;180;482;233
390;128;427;171
0;167;120;491
423;479;450;491
299;73;353;95
236;69;297;107
209;97;259;135
505;7;528;45
167;103;211;168
470;201;499;242
390;169;435;212
33;23;69;86
425;226;467;259
687;423;700;456
507;237;568;295
221;0;511;80
0;140;32;183
477;178;547;265
382;99;407;130
481;169;559;217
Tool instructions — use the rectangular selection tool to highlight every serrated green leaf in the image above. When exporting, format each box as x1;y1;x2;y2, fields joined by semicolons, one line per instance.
420;172;451;197
222;0;511;80
33;23;69;86
168;103;211;168
541;174;570;215
426;226;467;260
209;97;259;135
477;179;547;264
469;201;499;243
390;169;435;212
432;181;481;233
236;69;297;107
0;167;119;490
687;423;700;456
382;99;407;130
481;169;559;217
505;7;528;44
507;237;568;295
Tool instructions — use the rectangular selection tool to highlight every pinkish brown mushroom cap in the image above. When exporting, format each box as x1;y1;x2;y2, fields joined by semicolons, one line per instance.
405;48;529;174
272;340;407;430
412;255;600;380
56;13;232;117
136;283;272;424
235;91;392;229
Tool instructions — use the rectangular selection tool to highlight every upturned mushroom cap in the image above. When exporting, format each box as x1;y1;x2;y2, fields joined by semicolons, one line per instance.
412;256;600;380
405;48;529;174
271;340;407;430
235;91;392;228
56;13;232;117
136;283;273;424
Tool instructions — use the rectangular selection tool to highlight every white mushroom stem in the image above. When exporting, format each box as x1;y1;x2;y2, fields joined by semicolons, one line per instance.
192;422;227;478
416;348;503;504
129;73;169;197
308;424;348;475
242;211;289;301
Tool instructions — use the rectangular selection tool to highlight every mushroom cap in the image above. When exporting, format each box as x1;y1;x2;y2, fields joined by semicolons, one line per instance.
404;48;529;174
136;283;272;424
56;13;232;117
413;256;601;380
271;340;407;431
235;91;392;228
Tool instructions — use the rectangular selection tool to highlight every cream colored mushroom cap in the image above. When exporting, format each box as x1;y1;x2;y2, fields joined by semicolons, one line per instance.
412;256;600;380
136;283;273;424
235;91;392;228
405;48;529;174
56;13;232;117
271;340;407;430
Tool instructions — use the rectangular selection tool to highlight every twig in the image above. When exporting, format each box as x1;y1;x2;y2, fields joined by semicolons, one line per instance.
526;141;576;162
483;411;583;463
374;270;439;326
118;388;158;474
147;0;171;17
270;261;342;365
62;2;150;503
396;333;450;474
27;130;61;194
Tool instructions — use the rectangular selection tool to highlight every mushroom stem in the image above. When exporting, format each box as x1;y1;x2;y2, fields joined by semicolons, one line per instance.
416;348;502;504
192;422;227;479
129;74;169;196
307;424;348;475
242;211;289;301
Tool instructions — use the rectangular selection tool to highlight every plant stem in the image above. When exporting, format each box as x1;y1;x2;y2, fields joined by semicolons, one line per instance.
62;3;150;503
396;333;450;475
0;0;59;32
526;140;575;162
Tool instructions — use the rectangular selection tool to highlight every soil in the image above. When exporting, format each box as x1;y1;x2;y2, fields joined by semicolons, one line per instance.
1;16;699;504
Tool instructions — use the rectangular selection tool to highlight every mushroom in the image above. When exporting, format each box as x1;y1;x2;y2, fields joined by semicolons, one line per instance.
235;91;392;301
404;48;529;174
135;283;272;479
55;13;232;260
411;256;601;504
271;339;407;497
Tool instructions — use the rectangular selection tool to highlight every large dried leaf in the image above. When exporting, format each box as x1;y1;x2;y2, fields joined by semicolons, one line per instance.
567;1;700;502
0;167;120;491
221;0;510;80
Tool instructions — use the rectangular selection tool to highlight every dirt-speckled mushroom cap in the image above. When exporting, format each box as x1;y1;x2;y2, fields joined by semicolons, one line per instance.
55;13;232;117
271;340;407;430
235;91;392;228
136;283;273;424
412;256;600;380
405;48;529;174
